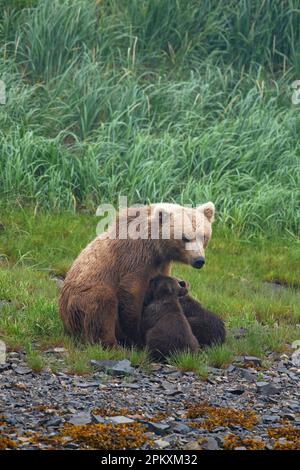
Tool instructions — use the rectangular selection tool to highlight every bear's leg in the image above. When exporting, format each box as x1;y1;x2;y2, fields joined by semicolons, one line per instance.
82;288;118;347
118;274;147;346
180;295;226;347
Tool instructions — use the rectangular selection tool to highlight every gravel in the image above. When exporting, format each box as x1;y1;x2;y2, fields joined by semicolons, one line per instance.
0;349;300;449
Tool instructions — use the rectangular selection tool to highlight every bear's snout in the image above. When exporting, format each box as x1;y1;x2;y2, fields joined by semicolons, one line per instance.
192;256;205;269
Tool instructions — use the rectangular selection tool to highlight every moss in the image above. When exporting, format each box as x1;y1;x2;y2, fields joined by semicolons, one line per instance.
61;422;151;450
186;402;258;431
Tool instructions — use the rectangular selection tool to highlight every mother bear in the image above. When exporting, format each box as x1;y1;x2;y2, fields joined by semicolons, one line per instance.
59;202;215;347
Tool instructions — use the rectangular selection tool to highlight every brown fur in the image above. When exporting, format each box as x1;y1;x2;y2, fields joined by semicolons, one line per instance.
179;295;226;347
59;203;214;347
141;275;199;361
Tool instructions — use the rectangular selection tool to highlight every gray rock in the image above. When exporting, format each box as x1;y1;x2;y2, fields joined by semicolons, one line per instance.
244;356;262;366
14;366;32;375
173;423;192;434
50;276;64;289
143;421;170;435
68;412;92;425
90;359;134;376
75;381;100;388
154;439;169;449
108;416;135;425
256;382;281;395
201;436;219;450
227;387;245;395
45;417;62;427
92;415;105;424
0;363;10;373
281;413;295;421
239;368;256;382
291;349;300;367
262;415;280;423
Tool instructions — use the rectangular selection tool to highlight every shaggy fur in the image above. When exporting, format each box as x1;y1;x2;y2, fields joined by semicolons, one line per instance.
59;202;215;347
141;275;199;361
180;295;226;347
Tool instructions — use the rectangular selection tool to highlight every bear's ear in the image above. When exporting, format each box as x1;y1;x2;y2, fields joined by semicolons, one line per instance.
197;201;215;222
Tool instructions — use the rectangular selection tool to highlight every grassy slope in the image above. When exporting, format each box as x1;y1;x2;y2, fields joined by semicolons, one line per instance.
1;209;299;374
0;0;300;234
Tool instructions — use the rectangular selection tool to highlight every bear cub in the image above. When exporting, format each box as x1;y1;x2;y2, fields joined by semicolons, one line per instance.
141;275;199;361
179;295;226;347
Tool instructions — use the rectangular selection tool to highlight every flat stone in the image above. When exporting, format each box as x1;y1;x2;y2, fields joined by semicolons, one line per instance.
143;421;170;435
68;412;92;425
108;416;135;425
14;366;32;375
92;415;105;424
256;382;281;395
75;381;100;388
90;359;134;376
227;387;245;395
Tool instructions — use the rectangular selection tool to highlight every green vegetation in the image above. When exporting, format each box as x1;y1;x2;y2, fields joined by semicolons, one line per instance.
0;0;300;234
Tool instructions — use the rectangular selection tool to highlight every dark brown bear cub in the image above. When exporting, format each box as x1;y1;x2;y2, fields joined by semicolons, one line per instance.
141;275;199;361
179;295;226;347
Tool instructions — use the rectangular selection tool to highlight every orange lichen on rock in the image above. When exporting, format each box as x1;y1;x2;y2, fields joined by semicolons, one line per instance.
223;433;266;450
186;403;258;431
268;425;300;450
148;412;171;423
61;422;150;450
92;407;131;417
0;437;17;450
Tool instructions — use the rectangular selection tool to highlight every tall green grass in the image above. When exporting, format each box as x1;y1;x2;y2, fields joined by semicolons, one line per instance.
0;0;300;235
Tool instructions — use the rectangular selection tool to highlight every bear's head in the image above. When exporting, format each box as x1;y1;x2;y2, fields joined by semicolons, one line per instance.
150;202;215;269
144;275;188;305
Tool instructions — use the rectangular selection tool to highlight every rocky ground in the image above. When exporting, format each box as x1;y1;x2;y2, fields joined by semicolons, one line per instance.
1;348;300;450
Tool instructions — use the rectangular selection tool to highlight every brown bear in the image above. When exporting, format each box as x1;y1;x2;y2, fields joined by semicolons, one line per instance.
179;294;226;347
59;202;215;347
141;275;199;361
